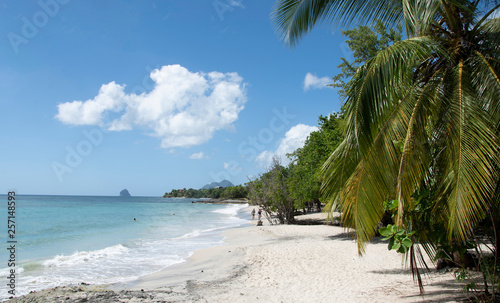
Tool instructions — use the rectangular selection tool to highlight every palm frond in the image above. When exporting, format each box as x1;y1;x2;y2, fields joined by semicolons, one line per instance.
402;0;442;36
271;0;404;46
340;162;387;253
472;3;500;32
395;81;434;226
322;37;445;247
344;36;443;149
471;51;500;128
436;60;500;241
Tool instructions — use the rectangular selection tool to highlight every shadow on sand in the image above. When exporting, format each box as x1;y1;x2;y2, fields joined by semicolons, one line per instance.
399;278;467;302
370;267;467;302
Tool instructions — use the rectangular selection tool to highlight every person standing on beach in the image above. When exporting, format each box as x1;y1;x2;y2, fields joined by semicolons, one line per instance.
251;208;256;220
258;209;262;220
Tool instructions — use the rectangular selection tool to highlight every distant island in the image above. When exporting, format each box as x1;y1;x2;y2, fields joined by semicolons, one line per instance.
120;189;131;197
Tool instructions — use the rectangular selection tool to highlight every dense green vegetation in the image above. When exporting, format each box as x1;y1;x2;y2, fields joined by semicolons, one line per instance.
287;114;343;211
246;113;344;224
163;185;248;200
273;0;500;298
247;22;399;224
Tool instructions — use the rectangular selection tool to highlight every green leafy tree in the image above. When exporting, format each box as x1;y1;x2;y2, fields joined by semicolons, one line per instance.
287;114;343;211
247;158;295;224
220;185;248;199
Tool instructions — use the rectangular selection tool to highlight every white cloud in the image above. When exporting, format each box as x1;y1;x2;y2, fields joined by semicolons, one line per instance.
190;152;208;160
56;65;247;149
256;124;318;167
55;82;128;125
303;72;331;91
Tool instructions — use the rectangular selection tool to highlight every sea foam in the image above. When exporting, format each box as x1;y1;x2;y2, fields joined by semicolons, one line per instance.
0;196;250;301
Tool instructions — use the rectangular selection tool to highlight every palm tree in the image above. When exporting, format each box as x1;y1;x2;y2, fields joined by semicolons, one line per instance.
273;0;500;280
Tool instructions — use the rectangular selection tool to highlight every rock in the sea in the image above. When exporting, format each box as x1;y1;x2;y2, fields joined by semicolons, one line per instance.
120;189;131;197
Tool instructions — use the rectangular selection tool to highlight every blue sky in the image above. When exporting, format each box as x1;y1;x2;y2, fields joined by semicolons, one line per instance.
0;0;350;196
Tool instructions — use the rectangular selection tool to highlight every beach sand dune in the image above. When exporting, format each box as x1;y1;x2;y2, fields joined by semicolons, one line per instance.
9;213;466;302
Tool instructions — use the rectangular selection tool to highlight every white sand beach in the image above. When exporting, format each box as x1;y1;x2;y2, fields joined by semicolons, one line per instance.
8;212;466;302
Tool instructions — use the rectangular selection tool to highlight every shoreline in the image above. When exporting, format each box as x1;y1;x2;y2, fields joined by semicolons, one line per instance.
192;198;249;204
117;205;259;290
8;211;467;302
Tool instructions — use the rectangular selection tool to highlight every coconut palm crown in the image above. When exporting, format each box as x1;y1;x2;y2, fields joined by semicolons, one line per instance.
273;0;500;253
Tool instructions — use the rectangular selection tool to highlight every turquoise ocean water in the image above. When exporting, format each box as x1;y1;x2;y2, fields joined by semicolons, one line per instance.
0;195;249;300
